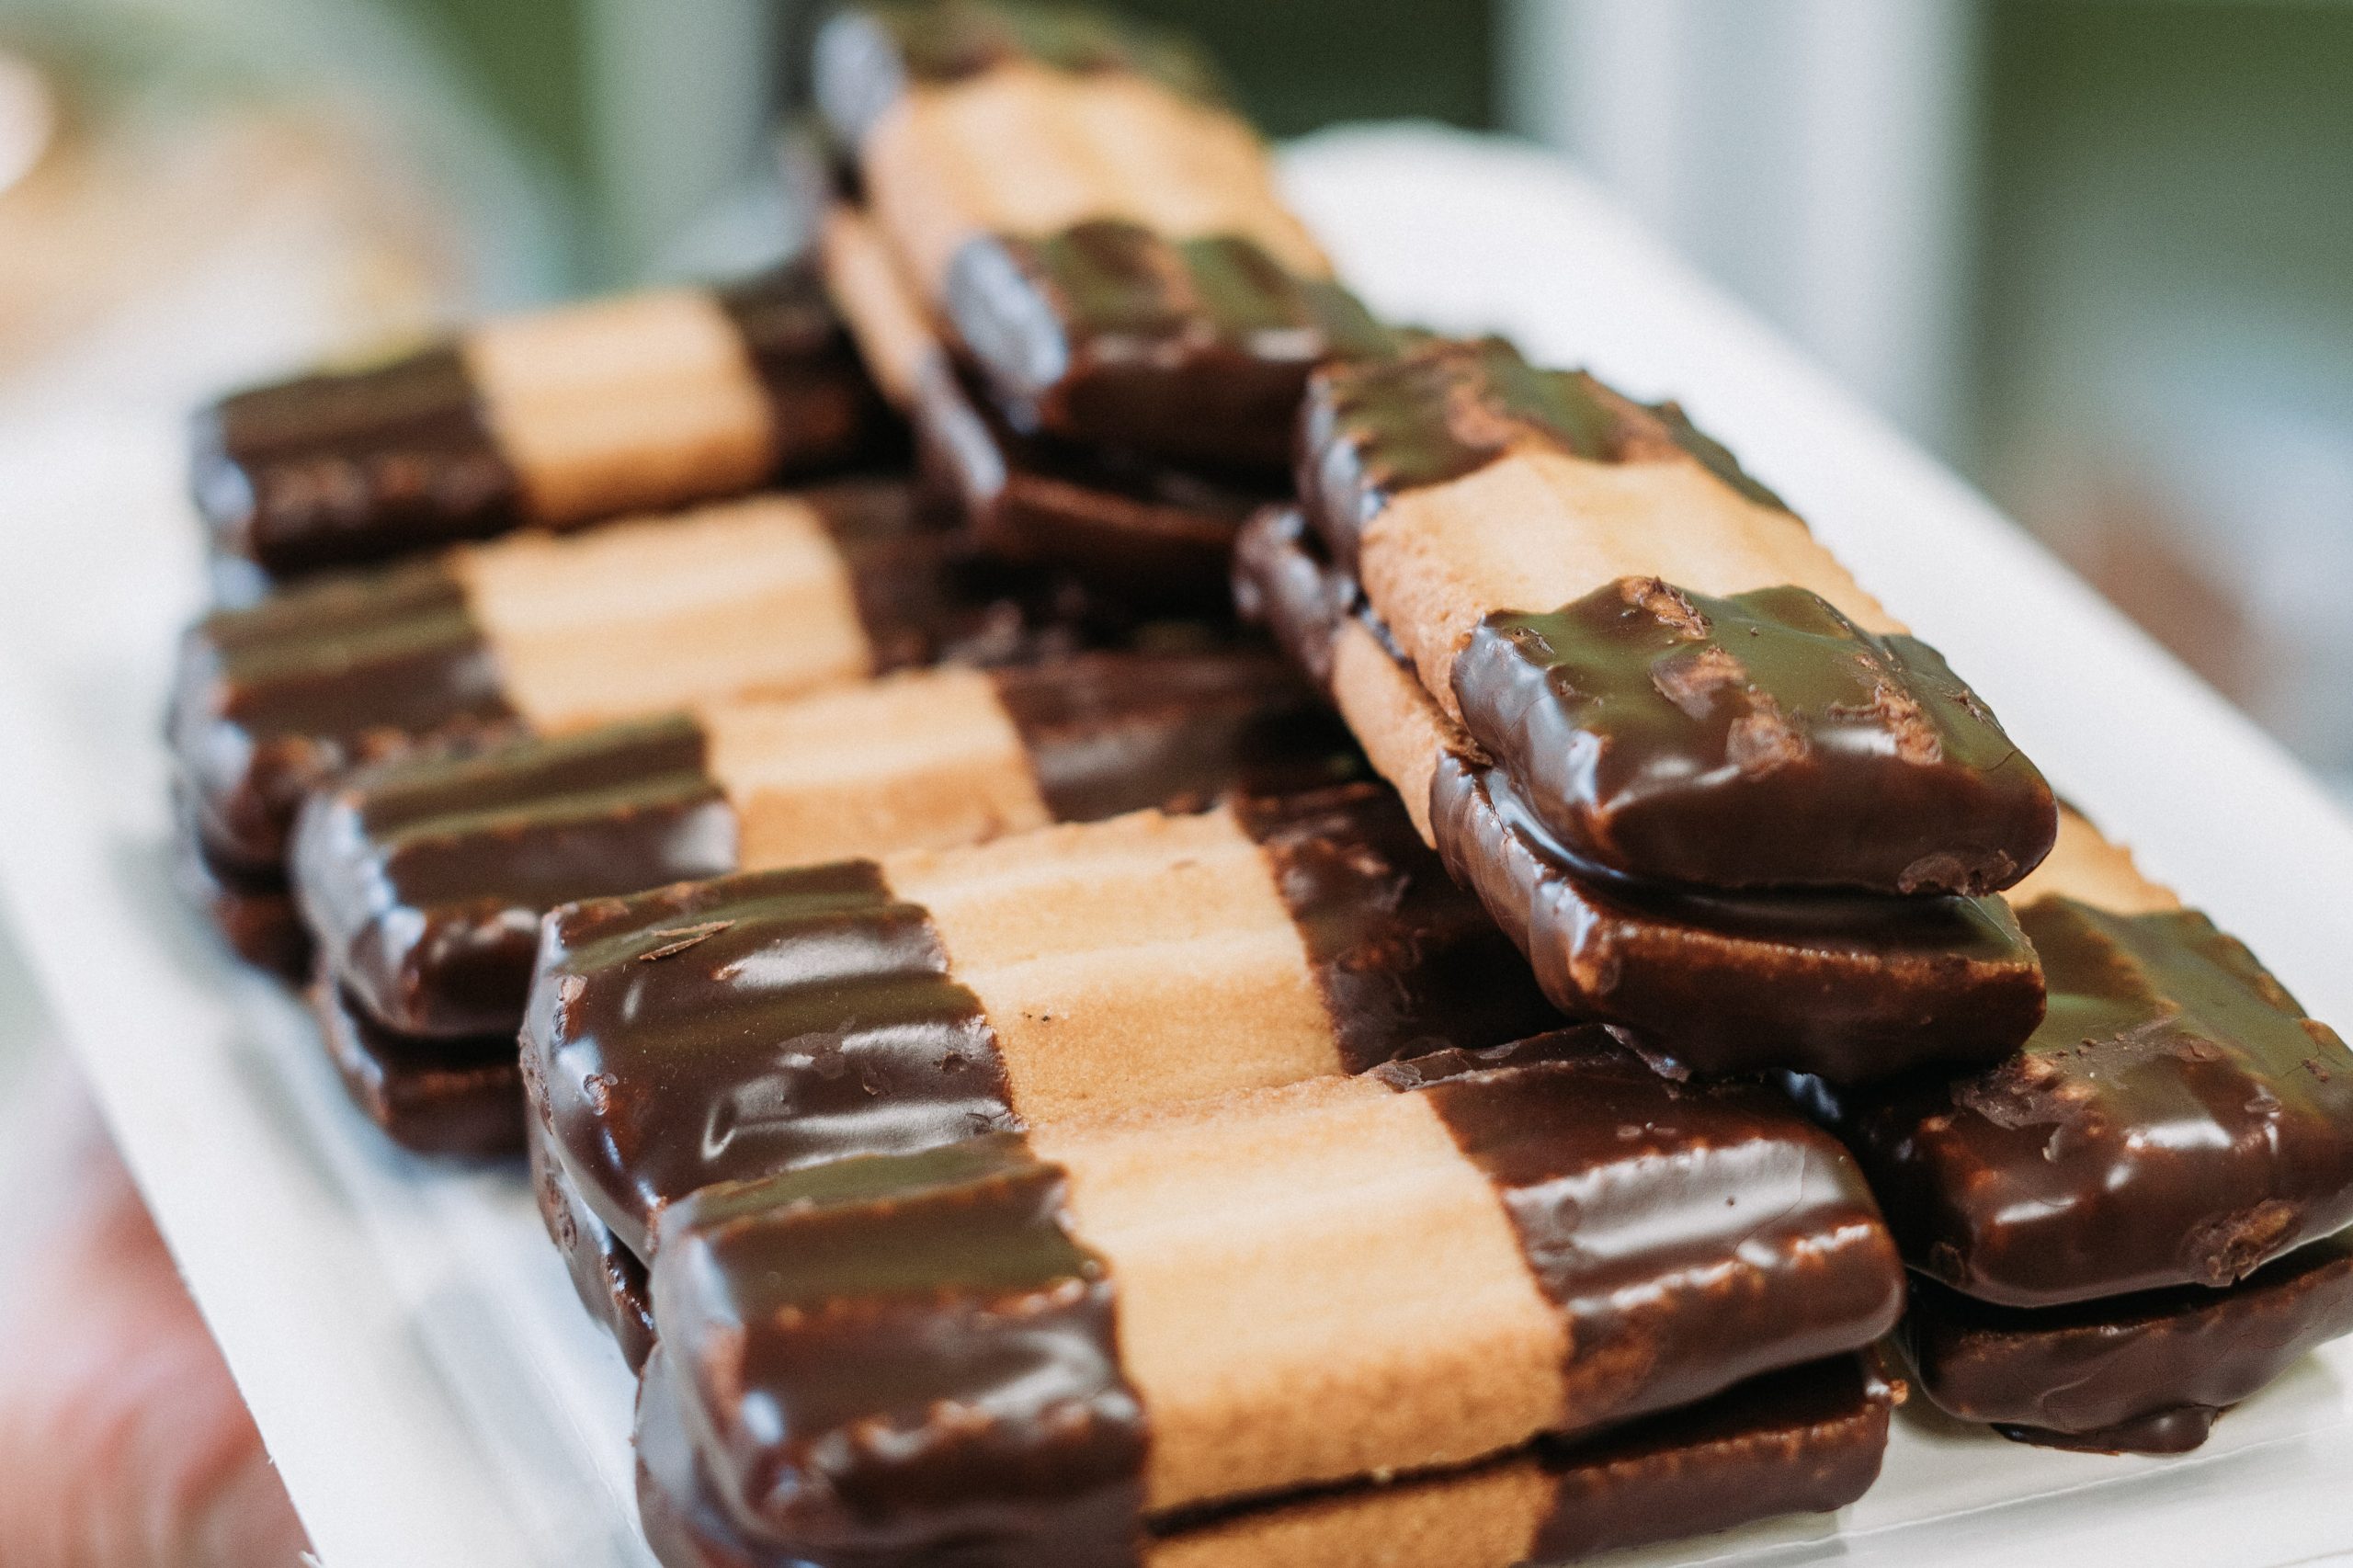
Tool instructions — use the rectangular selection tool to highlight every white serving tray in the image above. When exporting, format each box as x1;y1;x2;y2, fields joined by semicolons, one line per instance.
4;125;2353;1568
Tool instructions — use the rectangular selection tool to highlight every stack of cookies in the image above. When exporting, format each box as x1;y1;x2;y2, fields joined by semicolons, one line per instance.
161;3;2353;1564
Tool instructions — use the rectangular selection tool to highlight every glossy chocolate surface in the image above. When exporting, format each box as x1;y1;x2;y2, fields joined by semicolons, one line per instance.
1297;337;1784;573
172;782;311;981
993;652;1361;822
170;559;518;869
1454;578;2056;896
310;975;523;1157
1233;506;2050;1081
1232;785;1561;1072
915;353;1268;612
947;222;1391;472
814;1;1226;150
529;1127;655;1371
1901;1233;2353;1454
523;860;1016;1258
1380;1034;1906;1432
1798;896;2353;1307
649;1135;1146;1568
713;257;903;478
191;344;522;577
293;714;739;1040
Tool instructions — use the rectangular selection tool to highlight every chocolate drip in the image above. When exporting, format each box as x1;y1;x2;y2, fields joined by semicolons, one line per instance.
1296;337;1785;571
814;1;1226;149
293;714;739;1040
1430;751;2043;1082
191;344;522;577
993;653;1361;823
712;259;904;478
1381;1034;1906;1432
1452;578;2056;896
649;1136;1147;1568
170;559;518;869
1900;1233;2353;1455
524;862;1017;1259
946;222;1391;472
1231;785;1562;1073
914;354;1268;613
1797;896;2353;1307
309;976;523;1158
529;1127;655;1371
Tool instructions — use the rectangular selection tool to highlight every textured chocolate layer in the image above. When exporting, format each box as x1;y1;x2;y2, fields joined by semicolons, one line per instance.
1381;1036;1907;1431
915;353;1270;612
650;1134;1147;1567
946;222;1392;472
529;1127;655;1371
813;0;1227;149
1796;895;2353;1307
191;345;521;577
1297;337;1783;573
1902;1233;2353;1454
309;976;522;1157
524;860;1014;1259
990;652;1363;822
1232;788;1561;1073
1454;578;2056;896
712;261;902;476
293;714;738;1040
1234;506;2047;1081
638;1350;1893;1568
170;558;519;870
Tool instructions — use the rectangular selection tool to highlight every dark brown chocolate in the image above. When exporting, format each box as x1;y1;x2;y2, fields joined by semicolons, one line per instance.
1796;896;2353;1307
523;860;1015;1259
1901;1232;2353;1454
1454;579;2057;897
1232;787;1562;1072
172;782;311;981
1233;506;2049;1082
914;353;1270;613
529;1126;655;1371
1380;1035;1907;1429
293;714;738;1040
1296;337;1783;574
649;1134;1147;1568
946;222;1392;472
190;345;521;578
309;975;522;1158
169;558;520;871
713;260;904;476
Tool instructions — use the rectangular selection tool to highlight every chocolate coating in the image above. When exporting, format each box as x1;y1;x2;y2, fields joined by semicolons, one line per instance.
915;354;1269;613
523;860;1015;1259
309;976;522;1158
1297;337;1784;574
1796;896;2353;1306
190;344;522;577
947;222;1392;472
529;1126;655;1371
648;1135;1147;1568
293;714;738;1040
991;653;1363;822
1901;1233;2353;1454
713;257;904;478
1380;1034;1907;1432
1454;579;2056;897
1232;787;1562;1073
169;558;519;870
172;782;311;981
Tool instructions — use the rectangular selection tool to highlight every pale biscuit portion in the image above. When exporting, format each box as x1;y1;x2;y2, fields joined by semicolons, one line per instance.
1329;617;1454;848
1036;1074;1568;1512
885;808;1341;1121
819;205;937;410
1358;449;1904;722
462;289;775;523
699;667;1051;870
2009;806;2183;915
863;62;1329;290
457;495;871;731
1144;1456;1552;1568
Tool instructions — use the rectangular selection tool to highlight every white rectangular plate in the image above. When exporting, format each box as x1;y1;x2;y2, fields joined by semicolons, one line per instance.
3;126;2351;1568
